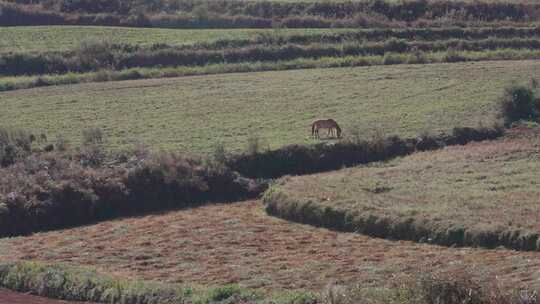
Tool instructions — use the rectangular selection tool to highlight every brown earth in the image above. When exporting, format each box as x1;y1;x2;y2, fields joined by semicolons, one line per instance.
1;200;540;292
0;288;95;304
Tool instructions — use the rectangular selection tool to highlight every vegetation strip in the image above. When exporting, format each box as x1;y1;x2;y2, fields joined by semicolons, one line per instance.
229;126;503;178
3;26;540;54
2;0;540;28
0;138;264;237
0;261;280;304
3;49;540;92
4;36;540;78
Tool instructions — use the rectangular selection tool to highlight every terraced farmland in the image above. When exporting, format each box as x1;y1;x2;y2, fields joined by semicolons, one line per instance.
0;26;343;53
264;128;540;250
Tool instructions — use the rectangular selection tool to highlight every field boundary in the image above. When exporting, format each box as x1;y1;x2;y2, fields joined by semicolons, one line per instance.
229;126;503;179
263;188;540;251
262;129;540;252
0;261;296;304
2;49;540;93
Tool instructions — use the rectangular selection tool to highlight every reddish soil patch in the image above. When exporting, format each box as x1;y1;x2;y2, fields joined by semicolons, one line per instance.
0;289;94;304
1;201;540;292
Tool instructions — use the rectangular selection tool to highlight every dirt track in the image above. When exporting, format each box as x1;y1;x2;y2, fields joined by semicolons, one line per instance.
0;289;95;304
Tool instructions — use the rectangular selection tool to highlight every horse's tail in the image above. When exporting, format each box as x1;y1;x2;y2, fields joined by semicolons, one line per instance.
311;122;316;136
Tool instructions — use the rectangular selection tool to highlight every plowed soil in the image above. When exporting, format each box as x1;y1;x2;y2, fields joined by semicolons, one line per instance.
1;200;540;292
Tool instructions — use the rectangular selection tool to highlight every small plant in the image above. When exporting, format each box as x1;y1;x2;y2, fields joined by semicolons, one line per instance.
82;127;104;146
209;285;243;302
212;143;228;165
246;135;265;155
0;127;34;167
531;78;539;89
498;84;538;126
444;48;466;63
55;134;69;152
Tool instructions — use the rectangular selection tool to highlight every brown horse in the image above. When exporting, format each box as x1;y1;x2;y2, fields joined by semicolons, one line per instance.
311;119;342;139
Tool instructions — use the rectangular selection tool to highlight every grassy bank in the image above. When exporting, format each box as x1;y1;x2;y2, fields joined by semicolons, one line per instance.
3;34;540;77
1;260;535;304
0;261;317;304
2;48;540;93
3;26;540;54
263;128;540;251
0;26;344;53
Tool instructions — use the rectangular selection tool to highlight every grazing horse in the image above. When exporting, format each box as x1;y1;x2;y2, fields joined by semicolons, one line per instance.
311;119;342;139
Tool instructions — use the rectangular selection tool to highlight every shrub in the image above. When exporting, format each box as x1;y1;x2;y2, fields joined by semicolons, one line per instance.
0;147;264;237
0;127;35;167
444;48;466;62
531;78;539;89
498;85;538;125
82;127;104;146
54;134;69;152
246;135;265;155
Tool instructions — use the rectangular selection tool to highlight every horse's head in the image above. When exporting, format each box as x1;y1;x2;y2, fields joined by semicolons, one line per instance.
336;124;342;138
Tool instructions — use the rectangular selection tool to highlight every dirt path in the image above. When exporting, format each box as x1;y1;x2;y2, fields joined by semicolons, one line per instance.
1;201;540;292
0;289;95;304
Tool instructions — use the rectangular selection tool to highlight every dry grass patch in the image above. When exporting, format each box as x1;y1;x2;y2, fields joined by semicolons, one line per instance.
264;128;540;250
1;200;540;294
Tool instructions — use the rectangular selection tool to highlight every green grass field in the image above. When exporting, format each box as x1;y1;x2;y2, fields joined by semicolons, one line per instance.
1;60;538;154
263;128;540;250
0;26;345;53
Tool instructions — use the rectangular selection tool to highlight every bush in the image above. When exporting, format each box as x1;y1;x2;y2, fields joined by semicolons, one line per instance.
82;127;104;146
0;149;263;237
0;127;35;167
499;85;539;125
54;134;69;152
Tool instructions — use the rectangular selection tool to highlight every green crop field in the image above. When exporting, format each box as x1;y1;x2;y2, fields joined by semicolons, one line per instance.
1;60;539;154
263;128;540;250
0;26;345;53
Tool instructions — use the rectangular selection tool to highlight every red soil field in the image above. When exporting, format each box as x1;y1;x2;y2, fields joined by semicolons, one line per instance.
1;200;540;292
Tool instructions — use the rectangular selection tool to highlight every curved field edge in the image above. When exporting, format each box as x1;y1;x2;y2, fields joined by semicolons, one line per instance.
263;129;540;251
3;200;540;304
0;261;316;304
